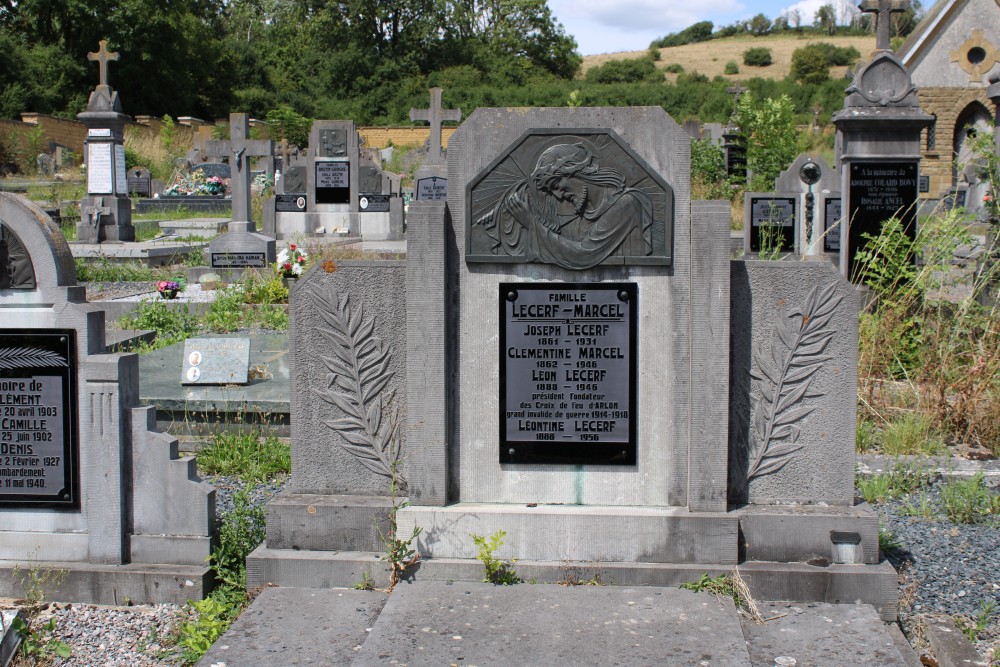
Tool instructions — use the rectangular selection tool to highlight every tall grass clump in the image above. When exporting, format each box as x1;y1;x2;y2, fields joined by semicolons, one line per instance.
855;194;1000;455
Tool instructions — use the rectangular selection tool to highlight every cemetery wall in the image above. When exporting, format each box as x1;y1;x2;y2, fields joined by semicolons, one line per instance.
19;114;89;154
358;126;456;149
917;88;997;200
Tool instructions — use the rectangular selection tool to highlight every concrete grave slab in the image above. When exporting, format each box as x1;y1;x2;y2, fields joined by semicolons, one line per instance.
354;582;752;667
740;601;916;666
197;587;387;667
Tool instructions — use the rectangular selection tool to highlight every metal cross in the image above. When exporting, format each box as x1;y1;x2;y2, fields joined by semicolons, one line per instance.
87;40;119;88
859;0;909;51
409;88;461;165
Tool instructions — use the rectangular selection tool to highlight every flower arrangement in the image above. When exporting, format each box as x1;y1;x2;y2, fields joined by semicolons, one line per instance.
205;176;227;195
164;169;231;196
276;243;308;278
157;280;181;299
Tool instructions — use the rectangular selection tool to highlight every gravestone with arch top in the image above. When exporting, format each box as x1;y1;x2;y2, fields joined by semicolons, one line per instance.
0;192;216;604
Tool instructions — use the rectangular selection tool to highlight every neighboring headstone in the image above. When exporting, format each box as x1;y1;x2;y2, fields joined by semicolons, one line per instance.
76;40;134;243
820;194;843;253
127;167;152;197
207;114;277;270
774;155;840;256
0;192;215;604
833;0;932;279
744;193;797;254
411;88;461;201
281;165;307;195
181;338;251;384
191;162;231;181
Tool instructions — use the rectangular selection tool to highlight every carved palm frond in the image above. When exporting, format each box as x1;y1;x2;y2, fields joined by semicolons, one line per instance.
746;283;843;481
311;287;403;486
0;347;68;370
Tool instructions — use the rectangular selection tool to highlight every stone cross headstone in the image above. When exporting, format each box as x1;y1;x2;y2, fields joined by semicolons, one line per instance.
833;2;931;280
206;114;277;270
76;40;133;243
859;0;909;51
409;88;461;166
411;88;462;201
0;193;215;604
203;114;274;224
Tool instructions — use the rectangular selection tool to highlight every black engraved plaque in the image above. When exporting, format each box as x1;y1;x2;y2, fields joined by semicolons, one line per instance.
823;197;842;253
848;162;917;279
211;252;267;268
315;161;350;204
275;194;307;212
0;330;78;508
748;196;796;253
500;283;637;465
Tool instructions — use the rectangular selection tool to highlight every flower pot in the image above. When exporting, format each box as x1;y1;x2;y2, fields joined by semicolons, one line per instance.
283;277;297;289
160;289;178;300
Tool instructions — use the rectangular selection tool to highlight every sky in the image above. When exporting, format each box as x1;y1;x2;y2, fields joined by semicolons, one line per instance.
549;0;839;56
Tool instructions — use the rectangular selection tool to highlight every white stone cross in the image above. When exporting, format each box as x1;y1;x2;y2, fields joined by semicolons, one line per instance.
87;40;119;88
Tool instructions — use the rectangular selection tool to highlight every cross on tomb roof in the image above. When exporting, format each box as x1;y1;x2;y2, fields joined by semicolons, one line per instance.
87;40;119;88
859;0;909;51
726;82;748;117
409;88;461;165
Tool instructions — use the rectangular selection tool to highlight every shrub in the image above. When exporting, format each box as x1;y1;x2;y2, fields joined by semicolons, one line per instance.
664;63;684;74
724;61;739;75
585;58;664;85
743;47;773;67
651;21;714;48
791;45;831;84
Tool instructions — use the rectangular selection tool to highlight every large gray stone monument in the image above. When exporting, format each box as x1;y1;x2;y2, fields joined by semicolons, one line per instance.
208;113;277;271
76;40;134;243
833;0;933;279
0;193;216;604
250;107;897;620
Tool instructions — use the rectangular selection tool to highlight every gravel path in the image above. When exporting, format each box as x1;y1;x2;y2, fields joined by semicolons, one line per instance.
4;468;997;665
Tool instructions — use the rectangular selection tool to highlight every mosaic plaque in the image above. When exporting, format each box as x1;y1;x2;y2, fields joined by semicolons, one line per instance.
0;330;78;507
500;283;636;465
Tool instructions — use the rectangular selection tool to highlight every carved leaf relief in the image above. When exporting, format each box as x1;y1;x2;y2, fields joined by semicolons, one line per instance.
746;283;843;481
311;286;403;487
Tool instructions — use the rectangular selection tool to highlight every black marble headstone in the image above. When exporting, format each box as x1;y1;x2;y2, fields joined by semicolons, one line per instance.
847;162;917;278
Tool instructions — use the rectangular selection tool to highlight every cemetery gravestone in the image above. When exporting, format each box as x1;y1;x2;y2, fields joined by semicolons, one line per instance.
411;88;461;201
833;0;932;279
774;155;840;256
0;193;215;604
208;113;276;270
251;106;896;618
127;167;152;198
76;40;134;243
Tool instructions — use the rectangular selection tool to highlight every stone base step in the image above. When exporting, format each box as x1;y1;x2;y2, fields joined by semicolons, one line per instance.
104;327;155;352
0;560;212;605
397;502;739;564
246;546;898;620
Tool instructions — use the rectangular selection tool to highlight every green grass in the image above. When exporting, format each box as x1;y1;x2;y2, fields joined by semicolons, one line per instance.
75;258;166;282
939;472;1000;525
856;460;931;504
196;429;290;482
117;300;201;349
879;413;947;456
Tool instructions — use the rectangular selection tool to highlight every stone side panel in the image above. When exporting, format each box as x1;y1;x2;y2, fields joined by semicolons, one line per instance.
289;261;407;496
729;260;859;506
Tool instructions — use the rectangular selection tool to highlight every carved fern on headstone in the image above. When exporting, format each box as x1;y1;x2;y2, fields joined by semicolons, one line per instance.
0;347;68;370
312;287;403;486
746;283;843;481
